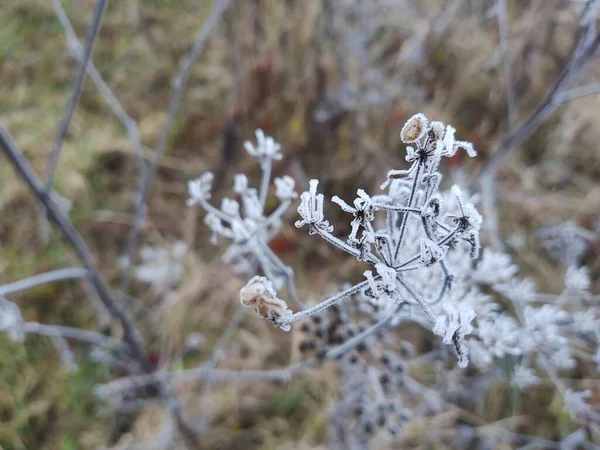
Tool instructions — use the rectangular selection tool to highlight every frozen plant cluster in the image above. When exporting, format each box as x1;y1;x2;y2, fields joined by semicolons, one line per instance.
190;114;482;366
188;116;600;446
187;128;302;319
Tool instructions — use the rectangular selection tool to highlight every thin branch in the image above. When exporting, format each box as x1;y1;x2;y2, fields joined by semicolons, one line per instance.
281;279;373;324
0;123;149;370
50;0;143;162
21;322;126;351
555;81;600;103
477;31;600;180
259;159;272;209
0;268;89;296
393;162;422;263
45;0;109;189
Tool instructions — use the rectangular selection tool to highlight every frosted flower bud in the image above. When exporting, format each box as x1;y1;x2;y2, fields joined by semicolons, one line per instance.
274;176;298;201
400;113;428;143
220;198;240;217
186;172;214;205
375;263;398;292
405;146;418;163
0;300;24;342
564;265;590;292
240;276;292;331
243;129;283;160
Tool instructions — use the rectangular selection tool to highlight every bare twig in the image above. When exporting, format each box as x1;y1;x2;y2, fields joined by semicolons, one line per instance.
477;31;600;180
0;268;89;296
50;0;143;163
21;322;126;351
45;0;109;189
1;123;148;364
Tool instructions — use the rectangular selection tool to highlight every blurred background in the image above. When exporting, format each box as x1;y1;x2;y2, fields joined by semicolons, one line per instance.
1;0;600;448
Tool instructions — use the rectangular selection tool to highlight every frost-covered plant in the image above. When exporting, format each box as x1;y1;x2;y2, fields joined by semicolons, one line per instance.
274;113;480;367
119;241;187;293
184;116;600;447
188;116;483;368
187;129;301;308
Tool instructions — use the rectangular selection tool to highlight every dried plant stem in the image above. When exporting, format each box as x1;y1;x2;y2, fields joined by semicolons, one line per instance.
477;32;600;180
50;0;143;162
20;322;125;350
0;268;89;296
282;279;374;324
393;162;422;263
45;0;109;189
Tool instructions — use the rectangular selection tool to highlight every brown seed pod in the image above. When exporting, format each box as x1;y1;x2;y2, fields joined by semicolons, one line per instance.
400;113;428;143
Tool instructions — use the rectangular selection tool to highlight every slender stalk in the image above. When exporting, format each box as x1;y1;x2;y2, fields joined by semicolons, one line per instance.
50;0;143;162
0;268;89;296
20;322;126;350
0;124;148;365
259;159;272;209
281;279;373;324
45;0;109;189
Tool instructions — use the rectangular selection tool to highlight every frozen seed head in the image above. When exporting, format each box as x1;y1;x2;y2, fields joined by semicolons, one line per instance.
400;113;428;143
240;276;292;331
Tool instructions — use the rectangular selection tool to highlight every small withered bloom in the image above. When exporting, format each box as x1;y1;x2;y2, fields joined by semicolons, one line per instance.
400;113;428;144
274;175;298;201
240;276;292;331
243;129;283;161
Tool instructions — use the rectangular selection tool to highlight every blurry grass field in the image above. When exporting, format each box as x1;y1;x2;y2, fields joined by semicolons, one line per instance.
1;0;600;448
